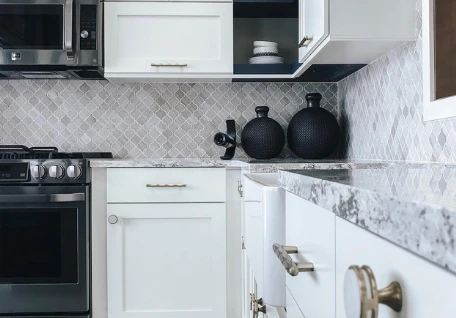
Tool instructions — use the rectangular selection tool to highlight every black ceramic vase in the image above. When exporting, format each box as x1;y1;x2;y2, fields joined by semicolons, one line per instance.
241;106;285;159
287;93;339;159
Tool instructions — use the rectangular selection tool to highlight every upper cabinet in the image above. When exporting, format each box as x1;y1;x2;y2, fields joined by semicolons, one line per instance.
293;0;416;78
232;0;416;81
103;0;415;82
104;2;233;80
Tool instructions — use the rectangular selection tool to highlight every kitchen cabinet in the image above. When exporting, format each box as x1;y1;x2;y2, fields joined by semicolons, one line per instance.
233;0;415;81
294;0;416;77
336;218;456;318
99;168;239;318
104;2;233;80
107;203;226;318
242;174;286;318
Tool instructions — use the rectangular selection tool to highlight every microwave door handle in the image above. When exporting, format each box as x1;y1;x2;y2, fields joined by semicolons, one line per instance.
64;0;74;60
0;193;85;203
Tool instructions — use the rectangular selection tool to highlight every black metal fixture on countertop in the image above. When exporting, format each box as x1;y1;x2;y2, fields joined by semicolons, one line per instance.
214;120;237;160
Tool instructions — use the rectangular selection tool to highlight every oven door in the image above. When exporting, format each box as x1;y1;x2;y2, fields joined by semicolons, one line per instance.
0;0;77;66
0;185;89;314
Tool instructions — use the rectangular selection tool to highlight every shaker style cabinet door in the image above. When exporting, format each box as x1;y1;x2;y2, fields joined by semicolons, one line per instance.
336;218;456;318
298;0;329;62
107;203;227;318
104;2;233;77
284;192;336;318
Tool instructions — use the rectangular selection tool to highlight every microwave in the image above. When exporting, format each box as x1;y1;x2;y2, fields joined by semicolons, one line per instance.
0;0;103;79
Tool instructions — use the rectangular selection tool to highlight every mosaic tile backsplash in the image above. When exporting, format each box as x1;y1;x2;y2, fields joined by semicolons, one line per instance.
338;0;456;164
0;82;337;158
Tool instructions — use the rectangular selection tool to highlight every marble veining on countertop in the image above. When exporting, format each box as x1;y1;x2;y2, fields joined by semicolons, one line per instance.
278;167;456;274
89;158;249;169
89;158;391;172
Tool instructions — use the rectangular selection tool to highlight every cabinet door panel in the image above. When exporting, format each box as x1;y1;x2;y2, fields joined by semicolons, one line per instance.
336;218;456;318
299;0;329;62
105;2;233;76
244;201;264;298
107;203;226;318
285;192;335;318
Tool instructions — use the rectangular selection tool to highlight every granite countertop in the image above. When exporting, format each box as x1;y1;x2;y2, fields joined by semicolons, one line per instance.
278;166;456;274
89;158;390;172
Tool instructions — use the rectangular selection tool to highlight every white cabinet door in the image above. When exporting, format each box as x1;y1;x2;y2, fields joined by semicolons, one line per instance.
298;0;329;62
107;203;226;318
285;192;335;318
104;2;233;77
336;218;456;318
244;201;264;299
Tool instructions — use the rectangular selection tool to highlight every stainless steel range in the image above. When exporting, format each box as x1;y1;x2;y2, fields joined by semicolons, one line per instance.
0;145;112;318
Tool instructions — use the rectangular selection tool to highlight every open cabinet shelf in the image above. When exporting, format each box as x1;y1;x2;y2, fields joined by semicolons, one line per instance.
234;0;297;18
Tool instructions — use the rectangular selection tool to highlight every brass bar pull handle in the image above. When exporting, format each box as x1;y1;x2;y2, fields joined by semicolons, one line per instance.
299;36;314;47
146;184;187;188
151;63;188;67
273;243;314;276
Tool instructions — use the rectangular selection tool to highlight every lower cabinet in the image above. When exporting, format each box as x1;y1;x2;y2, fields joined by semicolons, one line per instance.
107;203;226;318
336;218;456;318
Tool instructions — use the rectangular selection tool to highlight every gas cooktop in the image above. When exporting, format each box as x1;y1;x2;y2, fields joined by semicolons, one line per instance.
0;145;113;184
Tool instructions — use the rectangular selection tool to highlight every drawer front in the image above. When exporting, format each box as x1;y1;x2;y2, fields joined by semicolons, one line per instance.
285;192;336;318
105;2;233;75
336;218;456;318
107;168;226;203
243;175;263;202
285;287;304;318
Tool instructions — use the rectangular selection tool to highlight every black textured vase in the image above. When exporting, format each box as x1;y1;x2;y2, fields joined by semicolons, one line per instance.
287;93;340;159
241;106;285;159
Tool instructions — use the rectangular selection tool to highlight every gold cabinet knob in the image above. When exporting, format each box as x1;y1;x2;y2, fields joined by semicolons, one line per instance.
344;265;402;318
253;299;267;317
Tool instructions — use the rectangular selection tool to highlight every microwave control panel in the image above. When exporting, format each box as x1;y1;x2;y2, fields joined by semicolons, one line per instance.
80;5;97;50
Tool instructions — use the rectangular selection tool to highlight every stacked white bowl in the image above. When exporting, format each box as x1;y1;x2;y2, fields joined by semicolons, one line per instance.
249;41;284;64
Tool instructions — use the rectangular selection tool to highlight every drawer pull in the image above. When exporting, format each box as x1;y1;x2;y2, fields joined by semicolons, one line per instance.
299;36;313;47
146;184;187;188
272;243;314;276
344;265;402;318
151;63;188;67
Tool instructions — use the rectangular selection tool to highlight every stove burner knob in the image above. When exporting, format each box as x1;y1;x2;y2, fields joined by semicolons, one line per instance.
32;165;47;179
67;165;82;179
49;165;65;179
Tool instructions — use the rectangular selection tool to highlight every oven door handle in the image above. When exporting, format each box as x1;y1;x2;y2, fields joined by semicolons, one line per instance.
0;193;85;203
64;0;75;60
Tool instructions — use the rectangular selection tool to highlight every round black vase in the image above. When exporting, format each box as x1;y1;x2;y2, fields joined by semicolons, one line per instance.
241;106;285;159
287;93;340;159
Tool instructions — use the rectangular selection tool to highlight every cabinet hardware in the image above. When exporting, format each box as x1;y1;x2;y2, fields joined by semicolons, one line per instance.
344;265;402;318
108;215;118;224
272;243;314;276
253;298;266;318
237;181;243;197
299;36;314;47
146;184;187;188
151;63;188;67
242;236;246;250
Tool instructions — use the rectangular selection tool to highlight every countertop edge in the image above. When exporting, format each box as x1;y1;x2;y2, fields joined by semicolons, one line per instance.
278;170;456;275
